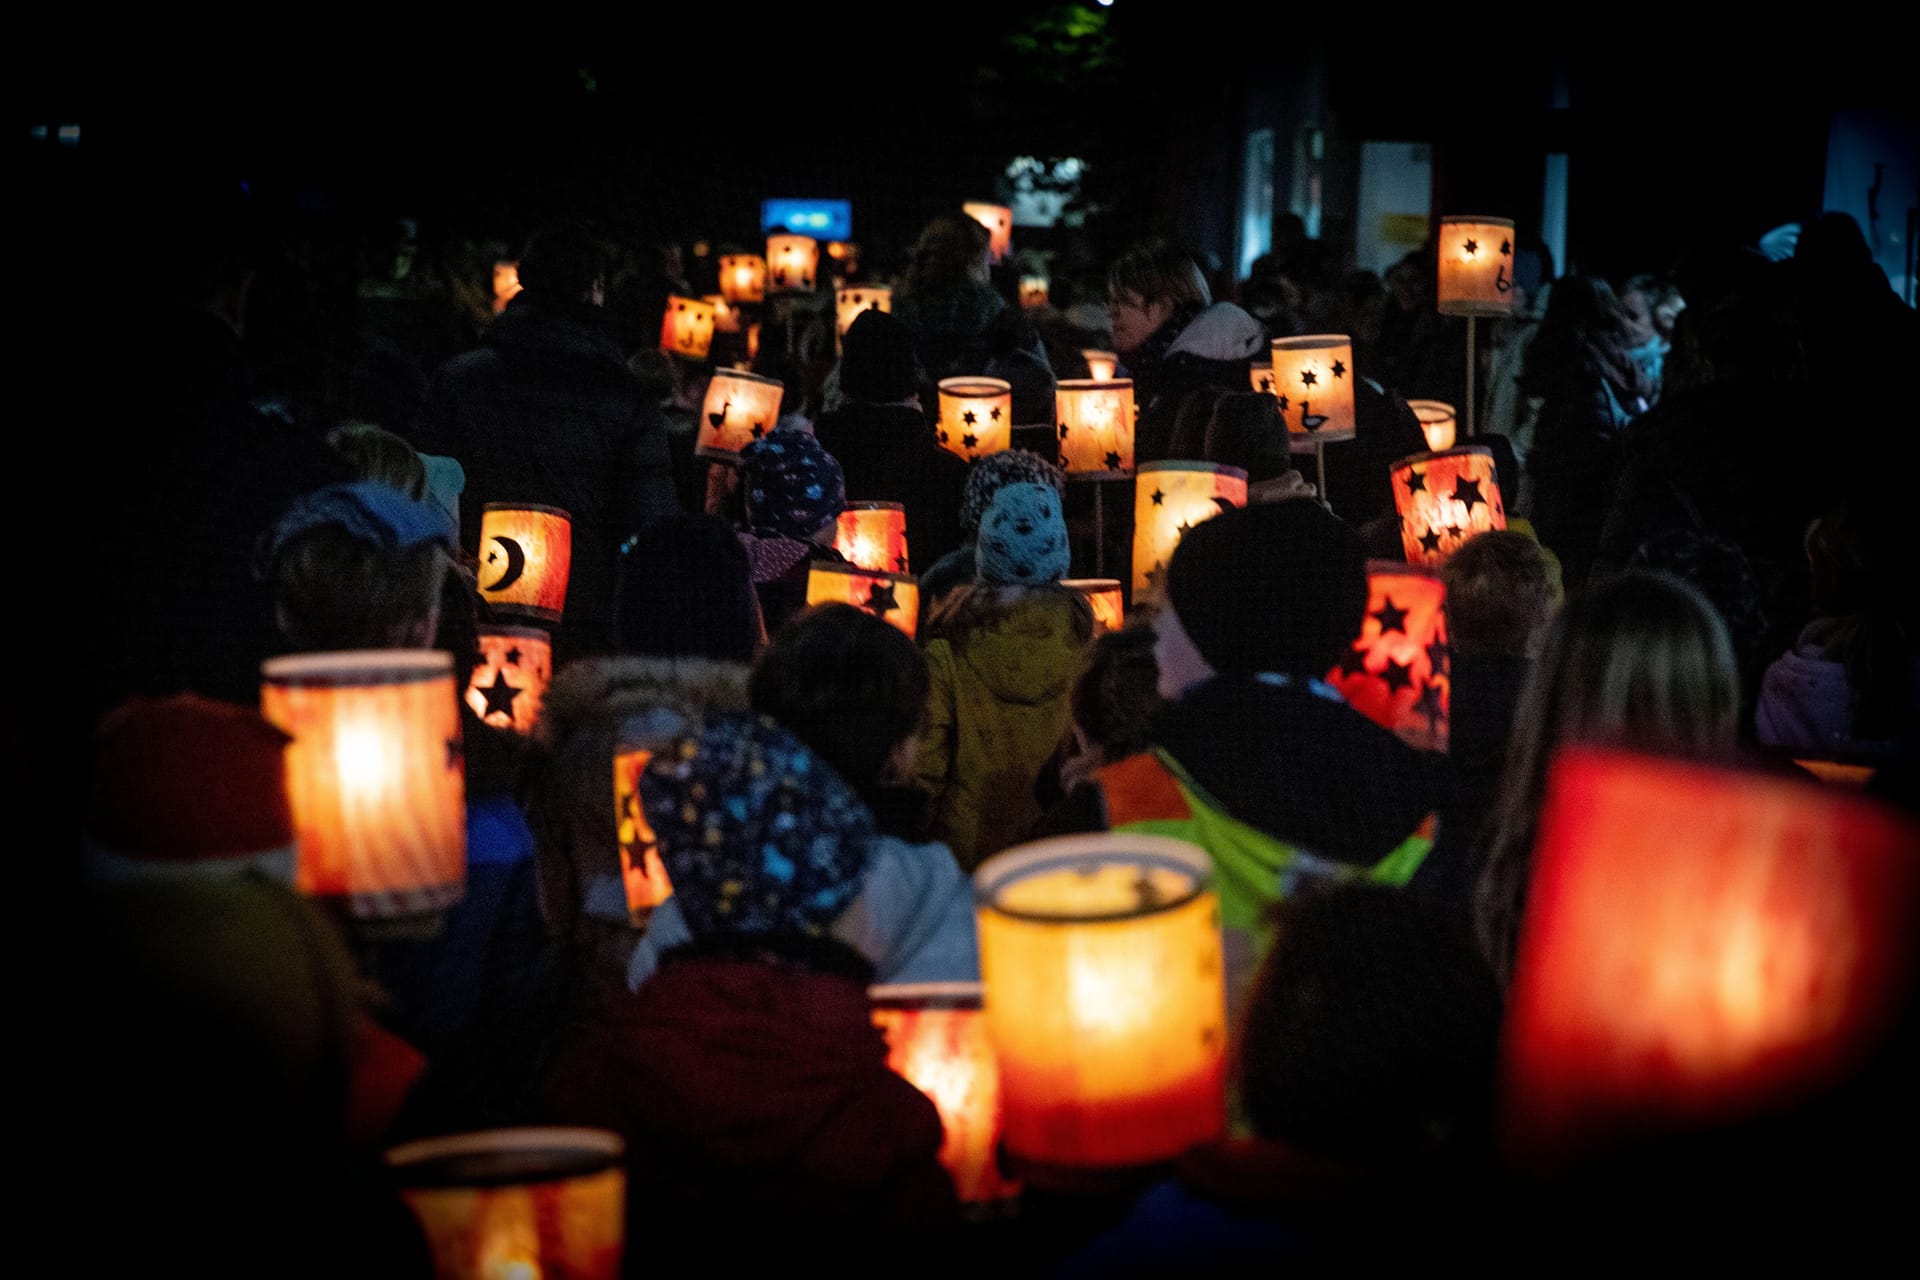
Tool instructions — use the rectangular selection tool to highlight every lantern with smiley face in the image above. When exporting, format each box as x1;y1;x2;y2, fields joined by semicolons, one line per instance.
963;202;1013;264
697;369;786;462
1437;216;1517;317
658;295;717;360
718;253;767;304
766;234;819;292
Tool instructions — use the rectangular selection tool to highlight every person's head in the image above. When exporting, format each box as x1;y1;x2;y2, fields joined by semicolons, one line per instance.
1107;239;1211;354
751;604;929;800
1070;624;1166;764
1441;530;1561;658
265;483;457;651
904;212;992;296
517;222;608;305
739;428;846;542
615;513;760;664
959;450;1066;540
1156;501;1368;699
975;481;1071;586
1204;392;1295;483
325;421;426;500
838;309;922;404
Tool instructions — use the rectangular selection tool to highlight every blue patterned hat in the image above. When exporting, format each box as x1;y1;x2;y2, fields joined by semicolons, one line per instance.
976;482;1070;585
740;428;846;541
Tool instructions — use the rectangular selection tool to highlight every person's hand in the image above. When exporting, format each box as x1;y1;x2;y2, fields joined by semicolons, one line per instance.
1758;222;1802;262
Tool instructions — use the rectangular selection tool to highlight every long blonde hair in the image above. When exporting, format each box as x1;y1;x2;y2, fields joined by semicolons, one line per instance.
923;581;1095;646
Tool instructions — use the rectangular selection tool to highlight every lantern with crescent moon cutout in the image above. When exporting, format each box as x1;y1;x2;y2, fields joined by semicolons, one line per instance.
963;202;1013;264
464;626;552;736
936;377;1013;463
1056;380;1136;480
1082;350;1118;381
1409;400;1458;453
835;502;910;574
718;254;767;304
806;563;918;638
1061;579;1126;633
1391;446;1506;567
658;295;717;360
1132;462;1248;600
1326;563;1449;752
871;982;1019;1206
1268;335;1357;449
1437;216;1517;316
766;234;819;292
477;504;572;622
613;748;673;921
697;369;786;462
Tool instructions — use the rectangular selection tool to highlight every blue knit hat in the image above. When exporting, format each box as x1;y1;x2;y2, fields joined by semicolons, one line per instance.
261;481;456;572
640;712;874;939
976;482;1070;585
740;428;847;541
960;450;1065;536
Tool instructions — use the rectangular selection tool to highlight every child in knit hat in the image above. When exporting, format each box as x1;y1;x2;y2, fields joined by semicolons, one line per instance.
735;428;849;635
916;449;1067;609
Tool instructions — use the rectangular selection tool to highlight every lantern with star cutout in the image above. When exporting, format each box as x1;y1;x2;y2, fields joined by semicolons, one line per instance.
491;260;522;315
871;982;1018;1206
697;369;786;462
1062;579;1126;633
1391;446;1507;567
260;651;466;918
1056;379;1137;480
704;294;741;334
477;504;572;623
963;202;1013;264
658;295;718;360
612;748;673;920
1248;363;1278;395
834;502;910;574
806;563;919;637
1268;335;1357;448
766;234;819;292
718;253;767;304
1132;462;1248;600
975;834;1229;1171
834;285;893;344
936;377;1013;462
1437;216;1517;317
1502;747;1920;1172
1019;275;1050;309
464;626;552;736
1409;400;1458;453
1326;563;1450;752
1082;350;1118;381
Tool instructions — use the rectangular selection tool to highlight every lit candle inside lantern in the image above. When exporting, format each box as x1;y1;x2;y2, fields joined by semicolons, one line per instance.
697;369;786;462
962;202;1013;264
1502;748;1920;1172
613;748;673;920
936;377;1013;462
658;295;718;360
1326;563;1449;752
492;261;522;315
718;254;767;304
1409;400;1458;452
806;563;919;638
387;1128;626;1280
835;285;894;341
766;234;819;292
871;982;1019;1206
260;651;466;918
1268;335;1357;449
465;627;553;736
1391;446;1507;567
1437;216;1517;316
477;504;573;622
976;834;1228;1170
1056;379;1136;479
1082;350;1118;381
1019;275;1050;309
1132;462;1248;600
704;294;740;334
835;502;910;574
1061;579;1126;633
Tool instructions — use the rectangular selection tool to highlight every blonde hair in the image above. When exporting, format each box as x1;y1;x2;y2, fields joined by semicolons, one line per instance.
924;582;1095;647
326;421;427;500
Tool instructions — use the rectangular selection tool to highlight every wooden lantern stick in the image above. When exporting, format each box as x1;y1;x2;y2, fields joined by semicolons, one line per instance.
1465;316;1478;438
1315;440;1328;506
1093;480;1106;577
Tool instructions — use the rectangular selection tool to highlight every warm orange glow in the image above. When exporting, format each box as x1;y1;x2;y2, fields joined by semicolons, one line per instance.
465;628;552;736
1796;759;1876;787
1056;380;1136;479
1132;462;1248;599
658;295;717;360
834;502;910;574
1062;579;1125;633
718;254;767;304
962;202;1013;264
834;285;893;343
976;835;1228;1169
871;983;1018;1205
745;323;761;361
1409;400;1457;452
261;651;465;918
1082;350;1118;381
696;370;786;462
1019;275;1050;309
477;505;573;622
1268;335;1356;447
492;261;522;315
1326;563;1449;752
766;234;820;292
1391;446;1507;567
806;563;919;638
936;377;1013;462
613;749;673;919
1437;216;1517;316
704;294;740;334
1248;363;1277;395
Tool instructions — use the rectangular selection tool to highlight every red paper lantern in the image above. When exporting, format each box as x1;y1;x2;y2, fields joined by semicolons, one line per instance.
871;982;1018;1206
835;502;910;574
464;626;552;736
1327;563;1449;751
806;563;919;638
1062;579;1125;633
613;748;674;919
1391;446;1507;567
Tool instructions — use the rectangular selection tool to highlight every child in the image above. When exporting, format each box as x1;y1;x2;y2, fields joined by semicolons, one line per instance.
734;427;848;635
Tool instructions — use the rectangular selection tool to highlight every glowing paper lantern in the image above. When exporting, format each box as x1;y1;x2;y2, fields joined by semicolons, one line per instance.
1062;579;1125;633
1437;216;1517;316
936;377;1013;462
1327;563;1449;751
1502;748;1920;1171
871;982;1018;1206
613;748;673;919
491;261;521;315
1056;379;1136;479
477;504;573;622
766;234;819;292
835;285;893;340
719;254;767;304
704;294;741;334
976;834;1228;1170
386;1128;625;1280
963;201;1013;264
1268;335;1357;448
260;651;465;918
1409;400;1458;453
1132;462;1248;599
464;626;552;736
1248;363;1278;395
1082;350;1118;381
746;323;761;362
658;295;717;359
1019;275;1050;309
806;563;919;638
696;369;785;462
1391;446;1507;567
835;502;910;574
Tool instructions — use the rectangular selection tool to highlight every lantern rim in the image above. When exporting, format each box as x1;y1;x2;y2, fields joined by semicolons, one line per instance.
767;232;818;246
666;293;714;311
262;650;454;686
1060;578;1124;592
843;500;905;512
1056;378;1134;392
938;376;1013;396
1438;214;1516;229
1364;558;1442;581
475;624;552;643
481;501;572;520
1080;348;1117;360
1391;444;1495;474
1406;400;1458;421
974;833;1215;924
385;1126;625;1189
807;562;917;585
869;981;985;1009
707;368;785;391
1269;333;1353;352
1135;460;1249;481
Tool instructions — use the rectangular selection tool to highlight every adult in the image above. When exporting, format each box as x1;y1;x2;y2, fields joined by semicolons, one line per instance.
892;211;1012;386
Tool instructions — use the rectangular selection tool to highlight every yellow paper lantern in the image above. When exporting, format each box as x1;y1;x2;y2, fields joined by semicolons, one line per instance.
386;1128;626;1280
1437;216;1517;316
1326;563;1450;752
1248;363;1278;395
1019;275;1050;309
718;254;767;304
1132;462;1248;599
613;748;674;919
1056;379;1136;479
975;834;1229;1170
1082;350;1118;381
766;233;819;292
697;369;786;462
1268;335;1357;448
658;294;717;360
871;982;1018;1206
1409;399;1458;453
1392;446;1508;567
464;626;552;736
962;201;1013;264
1061;579;1125;633
834;502;910;574
834;285;893;342
704;294;741;334
936;377;1013;462
805;563;919;638
477;504;573;623
260;651;466;918
491;260;521;315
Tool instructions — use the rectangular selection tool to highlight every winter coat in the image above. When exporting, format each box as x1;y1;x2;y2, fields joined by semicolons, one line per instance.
894;280;1006;385
1132;303;1268;465
1755;620;1907;762
812;401;970;571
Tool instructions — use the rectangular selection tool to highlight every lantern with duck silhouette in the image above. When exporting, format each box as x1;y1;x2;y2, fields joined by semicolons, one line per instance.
1061;579;1125;633
766;234;819;292
806;563;919;638
937;377;1013;463
477;504;572;622
1267;335;1357;449
465;627;552;736
835;502;910;574
1437;216;1517;317
718;253;767;304
1409;400;1458;453
1132;462;1248;600
1391;446;1507;567
871;982;1018;1207
963;201;1013;264
658;295;717;359
1326;563;1449;752
697;369;786;462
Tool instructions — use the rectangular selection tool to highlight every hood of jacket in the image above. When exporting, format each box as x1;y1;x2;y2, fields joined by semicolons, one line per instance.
1167;301;1267;363
536;655;751;751
953;591;1085;707
485;295;627;369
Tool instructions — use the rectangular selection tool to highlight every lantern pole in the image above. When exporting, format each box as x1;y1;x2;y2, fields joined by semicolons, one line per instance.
1314;441;1328;506
1093;480;1106;577
1465;316;1478;438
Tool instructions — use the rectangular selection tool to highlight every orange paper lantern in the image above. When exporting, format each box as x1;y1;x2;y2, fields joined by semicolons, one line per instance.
658;295;717;359
1055;379;1136;479
465;626;552;736
1248;362;1278;395
704;293;741;334
1391;446;1507;567
386;1128;625;1280
260;651;466;918
697;369;786;462
1502;748;1920;1171
871;982;1018;1206
936;377;1013;462
1132;462;1248;599
1082;350;1118;381
613;748;674;918
1019;275;1050;309
1268;335;1357;448
477;504;573;622
1327;563;1449;752
962;201;1013;264
718;254;767;304
806;563;919;637
1437;216;1517;316
745;322;761;361
834;285;893;341
976;834;1229;1170
835;502;910;574
766;233;819;292
1409;399;1458;452
1062;578;1125;633
491;260;522;315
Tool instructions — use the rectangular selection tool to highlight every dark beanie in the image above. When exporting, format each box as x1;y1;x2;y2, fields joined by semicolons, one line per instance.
614;512;759;664
1205;393;1295;483
1166;501;1367;677
840;310;921;403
